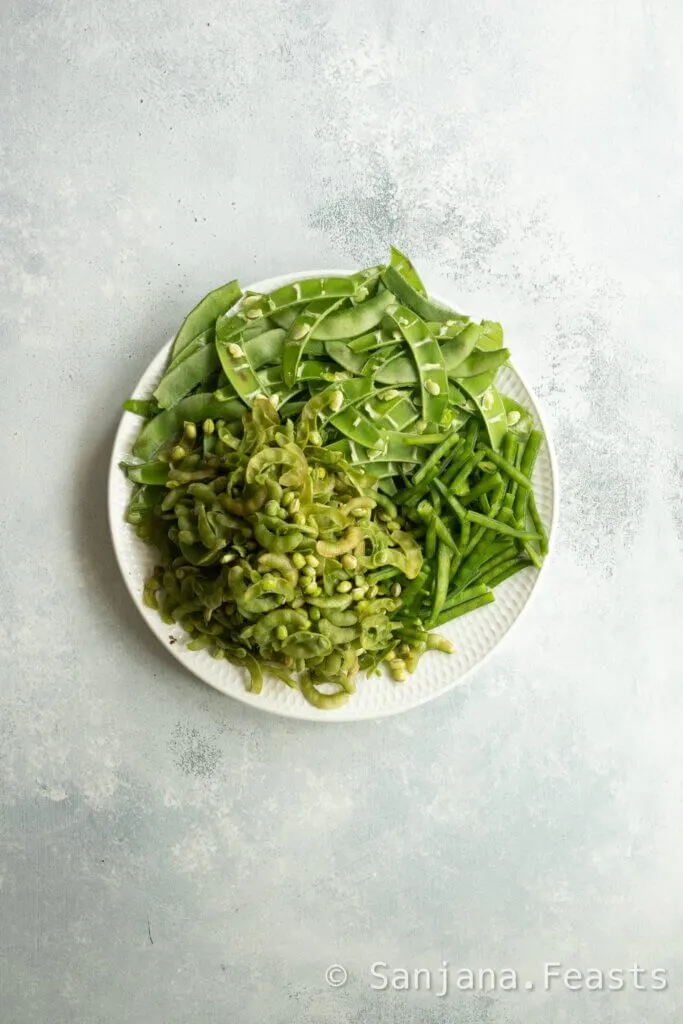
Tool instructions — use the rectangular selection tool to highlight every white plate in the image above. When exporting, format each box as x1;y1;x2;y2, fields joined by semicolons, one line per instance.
108;270;558;721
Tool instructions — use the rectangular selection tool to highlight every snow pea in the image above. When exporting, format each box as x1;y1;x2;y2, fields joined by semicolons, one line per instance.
382;304;448;423
452;347;510;379
475;320;504;352
309;289;396;341
216;277;360;342
454;373;508;451
153;341;220;409
243;328;286;369
381;262;454;323
388;245;427;296
134;393;243;460
282;298;347;387
121;460;169;485
170;279;241;361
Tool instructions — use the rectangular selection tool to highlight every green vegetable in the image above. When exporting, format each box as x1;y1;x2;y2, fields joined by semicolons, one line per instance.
121;249;550;708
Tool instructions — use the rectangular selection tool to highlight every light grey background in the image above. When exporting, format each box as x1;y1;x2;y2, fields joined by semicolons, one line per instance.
1;2;682;1022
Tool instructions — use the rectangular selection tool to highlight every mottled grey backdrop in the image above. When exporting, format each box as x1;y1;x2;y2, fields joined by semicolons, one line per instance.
1;1;682;1022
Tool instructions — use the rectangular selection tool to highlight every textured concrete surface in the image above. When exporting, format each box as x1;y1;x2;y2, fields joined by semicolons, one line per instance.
1;2;682;1022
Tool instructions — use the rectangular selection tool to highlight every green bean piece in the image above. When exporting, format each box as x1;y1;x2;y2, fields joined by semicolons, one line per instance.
416;502;460;554
441;583;490;612
435;591;496;627
465;510;540;541
412;430;462;487
512;429;544;521
480;446;534;490
460;471;503;505
528;491;549;555
170;279;241;361
426;544;452;627
483;557;533;589
383;304;448;423
432;479;467;522
450;451;486;496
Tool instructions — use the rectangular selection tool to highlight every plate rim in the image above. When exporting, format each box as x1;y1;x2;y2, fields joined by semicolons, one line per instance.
108;268;559;722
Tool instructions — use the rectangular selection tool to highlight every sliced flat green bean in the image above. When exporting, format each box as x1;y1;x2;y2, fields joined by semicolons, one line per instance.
502;395;535;440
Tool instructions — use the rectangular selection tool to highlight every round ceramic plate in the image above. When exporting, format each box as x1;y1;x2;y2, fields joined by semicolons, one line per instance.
109;269;558;721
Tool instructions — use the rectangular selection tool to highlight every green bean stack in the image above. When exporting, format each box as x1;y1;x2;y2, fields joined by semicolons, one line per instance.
121;247;549;708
